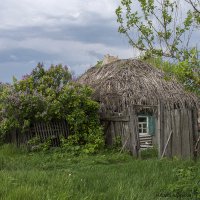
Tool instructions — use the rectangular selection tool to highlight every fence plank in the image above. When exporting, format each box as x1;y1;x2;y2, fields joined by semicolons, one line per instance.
10;120;70;147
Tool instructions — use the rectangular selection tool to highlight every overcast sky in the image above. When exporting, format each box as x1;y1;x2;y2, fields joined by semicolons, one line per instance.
0;0;139;83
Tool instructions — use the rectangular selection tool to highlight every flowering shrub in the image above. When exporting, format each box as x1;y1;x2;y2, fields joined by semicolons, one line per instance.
0;63;104;152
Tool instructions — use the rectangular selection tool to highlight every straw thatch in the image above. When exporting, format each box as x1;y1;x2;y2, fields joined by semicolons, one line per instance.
78;59;199;112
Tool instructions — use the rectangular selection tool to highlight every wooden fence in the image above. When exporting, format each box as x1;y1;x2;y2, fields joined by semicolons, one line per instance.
6;120;69;147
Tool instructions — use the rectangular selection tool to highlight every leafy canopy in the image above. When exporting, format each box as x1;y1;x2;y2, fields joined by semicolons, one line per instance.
0;63;103;152
143;57;200;96
116;0;199;61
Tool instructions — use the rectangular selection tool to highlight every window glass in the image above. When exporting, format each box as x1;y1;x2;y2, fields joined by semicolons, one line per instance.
138;117;147;122
138;116;148;134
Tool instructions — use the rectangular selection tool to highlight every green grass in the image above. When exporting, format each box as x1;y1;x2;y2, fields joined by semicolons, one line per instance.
0;145;198;200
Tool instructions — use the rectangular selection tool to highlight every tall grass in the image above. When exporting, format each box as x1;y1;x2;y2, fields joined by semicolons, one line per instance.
0;145;197;200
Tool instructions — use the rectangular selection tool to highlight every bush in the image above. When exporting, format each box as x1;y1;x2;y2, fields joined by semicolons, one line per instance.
159;166;200;199
0;63;104;152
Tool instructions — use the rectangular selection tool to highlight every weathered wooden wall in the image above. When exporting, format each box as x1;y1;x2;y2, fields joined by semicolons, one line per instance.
101;106;198;159
159;108;198;159
101;108;140;157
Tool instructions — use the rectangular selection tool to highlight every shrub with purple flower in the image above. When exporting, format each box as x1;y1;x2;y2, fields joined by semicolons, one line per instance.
0;63;103;152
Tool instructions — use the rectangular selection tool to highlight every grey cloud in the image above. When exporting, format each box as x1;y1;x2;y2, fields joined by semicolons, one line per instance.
0;49;57;62
64;24;123;47
0;23;125;47
0;11;125;48
0;2;133;83
87;51;104;60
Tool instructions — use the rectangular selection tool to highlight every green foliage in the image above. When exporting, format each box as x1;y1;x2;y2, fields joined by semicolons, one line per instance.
174;59;200;95
160;167;200;199
0;63;104;152
27;137;52;152
116;0;199;61
1;144;199;200
113;136;122;149
95;60;103;68
185;0;200;25
140;147;158;159
142;56;200;96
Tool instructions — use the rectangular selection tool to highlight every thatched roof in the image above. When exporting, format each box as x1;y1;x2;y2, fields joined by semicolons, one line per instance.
78;59;199;111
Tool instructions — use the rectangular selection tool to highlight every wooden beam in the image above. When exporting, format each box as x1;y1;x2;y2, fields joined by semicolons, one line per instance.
128;107;139;157
101;115;130;122
157;101;162;158
195;135;200;152
161;131;173;158
133;104;158;107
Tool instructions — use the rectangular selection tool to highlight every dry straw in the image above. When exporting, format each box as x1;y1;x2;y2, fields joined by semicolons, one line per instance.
78;59;199;112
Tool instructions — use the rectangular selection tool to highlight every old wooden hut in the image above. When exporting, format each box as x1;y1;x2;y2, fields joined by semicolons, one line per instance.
78;59;199;159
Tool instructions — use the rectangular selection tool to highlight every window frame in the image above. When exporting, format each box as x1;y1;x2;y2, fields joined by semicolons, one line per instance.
138;115;149;136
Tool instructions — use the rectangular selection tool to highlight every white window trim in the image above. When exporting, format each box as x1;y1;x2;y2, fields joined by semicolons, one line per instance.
138;116;149;136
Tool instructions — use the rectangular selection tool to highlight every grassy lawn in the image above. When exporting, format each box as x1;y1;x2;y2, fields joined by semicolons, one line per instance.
0;145;198;200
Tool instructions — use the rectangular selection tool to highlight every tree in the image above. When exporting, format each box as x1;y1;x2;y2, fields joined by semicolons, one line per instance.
143;56;200;95
116;0;200;96
116;0;199;61
185;0;200;24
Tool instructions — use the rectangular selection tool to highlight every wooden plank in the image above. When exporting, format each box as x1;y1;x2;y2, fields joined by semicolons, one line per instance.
188;110;194;159
166;110;172;157
33;123;38;138
157;101;163;158
128;108;139;157
163;109;168;156
192;109;199;157
57;121;60;146
120;122;126;148
124;122;130;149
40;122;43;141
132;104;158;107
64;120;67;136
182;109;191;158
45;122;49;140
134;113;140;152
60;120;65;137
175;109;182;157
39;122;43;141
172;109;178;157
161;131;173;158
120;128;130;153
195;135;200;153
119;121;123;143
110;121;115;146
53;122;57;146
39;122;44;142
66;121;69;137
44;122;47;140
115;121;120;137
101;115;130;122
105;121;112;146
113;122;117;139
171;109;176;157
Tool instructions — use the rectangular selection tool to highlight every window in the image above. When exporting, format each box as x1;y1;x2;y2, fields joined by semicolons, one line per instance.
138;115;156;136
138;116;148;135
